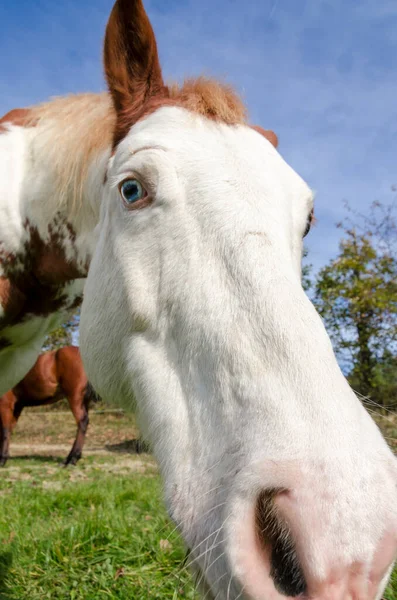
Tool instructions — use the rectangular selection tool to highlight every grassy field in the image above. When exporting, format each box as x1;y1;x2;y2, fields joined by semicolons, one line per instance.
0;405;396;599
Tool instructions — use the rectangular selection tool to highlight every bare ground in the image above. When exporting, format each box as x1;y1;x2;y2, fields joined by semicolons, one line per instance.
5;404;157;479
11;406;140;453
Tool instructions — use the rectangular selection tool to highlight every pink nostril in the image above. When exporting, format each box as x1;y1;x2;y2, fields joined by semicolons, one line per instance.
256;489;307;597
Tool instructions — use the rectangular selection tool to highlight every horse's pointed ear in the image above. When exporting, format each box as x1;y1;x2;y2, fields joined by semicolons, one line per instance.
251;126;278;148
104;0;165;145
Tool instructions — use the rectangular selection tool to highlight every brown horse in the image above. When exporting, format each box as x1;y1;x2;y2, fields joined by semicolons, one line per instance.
0;346;99;466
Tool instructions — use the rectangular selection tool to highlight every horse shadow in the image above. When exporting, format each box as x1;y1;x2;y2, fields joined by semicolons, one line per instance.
105;438;150;454
6;441;150;464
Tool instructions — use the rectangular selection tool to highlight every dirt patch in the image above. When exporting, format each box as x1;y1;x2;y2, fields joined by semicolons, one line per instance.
3;408;157;476
10;408;141;451
9;443;126;457
99;457;154;475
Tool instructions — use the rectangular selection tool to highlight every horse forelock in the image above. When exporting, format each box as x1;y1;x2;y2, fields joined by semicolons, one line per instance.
112;76;248;148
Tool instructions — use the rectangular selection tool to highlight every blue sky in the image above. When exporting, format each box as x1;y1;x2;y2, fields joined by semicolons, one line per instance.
1;0;396;272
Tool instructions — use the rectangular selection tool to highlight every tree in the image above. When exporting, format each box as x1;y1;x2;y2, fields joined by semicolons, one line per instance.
42;310;80;351
302;247;312;293
314;197;397;406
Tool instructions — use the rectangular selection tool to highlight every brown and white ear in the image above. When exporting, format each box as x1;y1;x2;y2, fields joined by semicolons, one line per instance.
104;0;165;146
251;125;278;148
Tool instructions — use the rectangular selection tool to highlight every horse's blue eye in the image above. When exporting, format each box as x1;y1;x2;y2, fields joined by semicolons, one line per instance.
120;179;145;204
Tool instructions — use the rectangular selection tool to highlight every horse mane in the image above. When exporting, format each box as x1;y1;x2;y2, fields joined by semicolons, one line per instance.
168;77;247;124
26;93;116;214
23;78;247;213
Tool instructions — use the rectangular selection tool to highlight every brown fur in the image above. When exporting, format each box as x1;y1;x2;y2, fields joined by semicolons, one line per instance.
0;346;99;466
251;125;279;148
0;217;86;328
125;77;249;145
0;108;32;133
104;0;166;148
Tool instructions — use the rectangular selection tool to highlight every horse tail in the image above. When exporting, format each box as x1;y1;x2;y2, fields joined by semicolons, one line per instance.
83;382;101;406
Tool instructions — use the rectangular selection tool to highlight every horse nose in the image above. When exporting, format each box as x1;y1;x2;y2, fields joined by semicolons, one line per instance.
248;487;397;600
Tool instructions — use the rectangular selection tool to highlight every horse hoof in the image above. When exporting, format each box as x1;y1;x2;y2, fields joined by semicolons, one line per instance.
0;457;8;467
64;455;80;467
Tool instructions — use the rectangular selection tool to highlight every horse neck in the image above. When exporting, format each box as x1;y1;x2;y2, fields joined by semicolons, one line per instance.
20;135;111;278
8;94;114;281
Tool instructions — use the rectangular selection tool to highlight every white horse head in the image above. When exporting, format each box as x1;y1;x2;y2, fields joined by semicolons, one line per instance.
85;0;396;598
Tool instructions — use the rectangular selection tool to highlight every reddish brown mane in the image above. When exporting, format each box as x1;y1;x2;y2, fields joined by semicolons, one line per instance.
123;76;249;147
0;346;100;466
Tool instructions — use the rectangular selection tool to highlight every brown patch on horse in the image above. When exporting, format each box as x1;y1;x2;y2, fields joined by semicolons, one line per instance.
25;221;83;285
251;125;278;148
105;0;248;148
0;108;32;133
0;217;85;327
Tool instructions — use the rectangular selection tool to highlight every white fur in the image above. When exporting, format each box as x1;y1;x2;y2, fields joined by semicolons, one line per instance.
80;107;397;599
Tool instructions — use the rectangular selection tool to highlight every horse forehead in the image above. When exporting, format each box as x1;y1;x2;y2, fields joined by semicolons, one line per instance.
120;107;278;167
116;107;309;201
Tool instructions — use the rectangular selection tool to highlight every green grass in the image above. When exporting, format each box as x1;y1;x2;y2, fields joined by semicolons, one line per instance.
0;457;197;599
1;458;396;600
389;572;397;600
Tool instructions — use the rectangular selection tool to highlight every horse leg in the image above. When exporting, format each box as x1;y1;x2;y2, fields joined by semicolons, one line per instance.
0;394;21;466
0;415;11;467
64;388;90;466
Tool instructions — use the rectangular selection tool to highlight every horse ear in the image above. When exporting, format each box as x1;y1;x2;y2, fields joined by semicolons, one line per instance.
104;0;165;146
251;126;278;148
